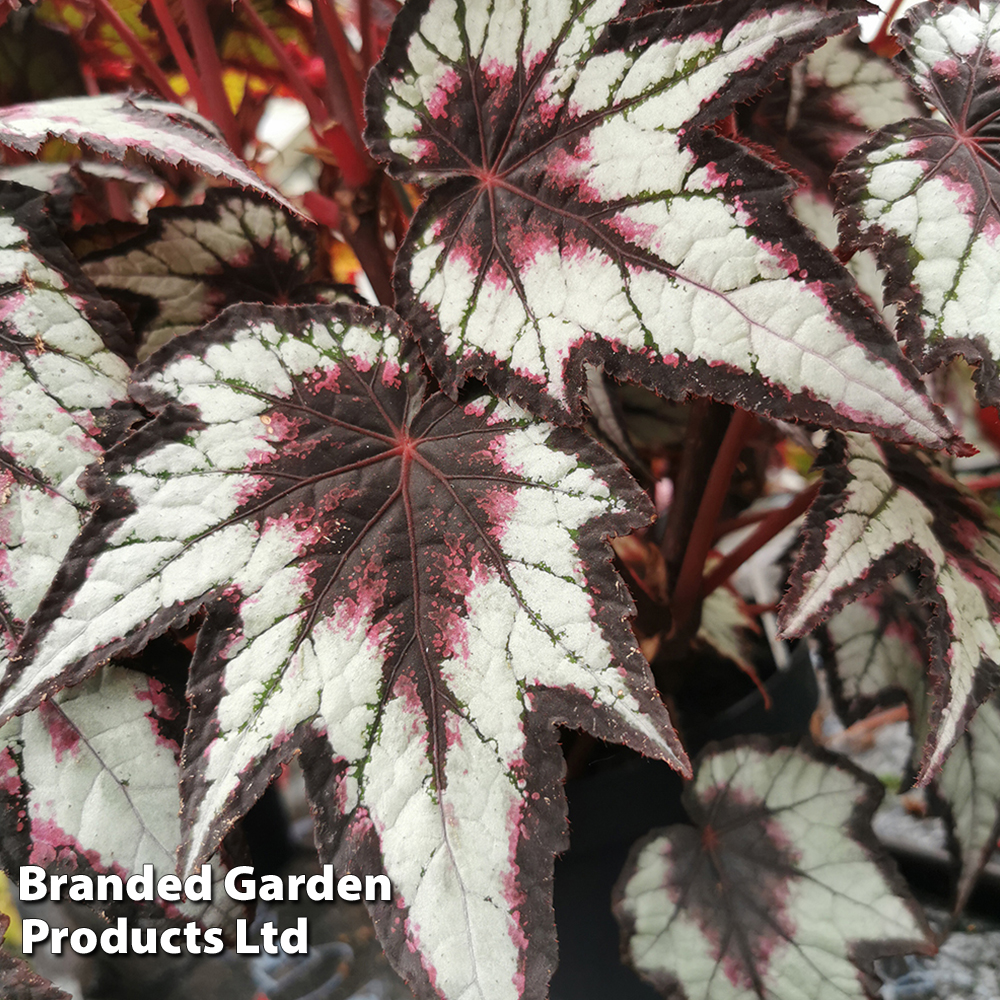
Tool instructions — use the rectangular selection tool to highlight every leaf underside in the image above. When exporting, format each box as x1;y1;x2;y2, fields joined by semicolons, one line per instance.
835;1;1000;404
824;587;1000;914
614;738;933;1000
366;0;956;451
780;432;1000;781
5;302;687;1000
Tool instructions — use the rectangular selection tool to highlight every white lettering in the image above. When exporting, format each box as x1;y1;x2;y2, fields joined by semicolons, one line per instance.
287;874;306;900
18;866;47;901
184;864;211;901
161;928;182;955
235;917;259;954
96;874;124;901
126;864;153;901
20;919;49;952
49;874;68;900
365;874;391;901
338;874;361;901
307;866;334;901
225;866;256;902
202;927;224;954
281;918;307;954
100;919;128;954
157;874;181;901
70;927;97;954
259;874;283;901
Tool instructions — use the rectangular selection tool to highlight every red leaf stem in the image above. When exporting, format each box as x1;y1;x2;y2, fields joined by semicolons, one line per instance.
714;506;774;542
238;0;330;125
701;480;822;599
89;0;178;101
238;0;370;187
870;0;906;57
181;0;241;151
312;0;367;140
962;472;1000;492
302;189;342;228
312;8;372;185
668;408;757;638
359;0;373;70
147;0;209;117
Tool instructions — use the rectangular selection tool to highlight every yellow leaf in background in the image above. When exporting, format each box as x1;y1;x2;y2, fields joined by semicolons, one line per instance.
330;240;360;285
223;68;248;115
0;872;21;951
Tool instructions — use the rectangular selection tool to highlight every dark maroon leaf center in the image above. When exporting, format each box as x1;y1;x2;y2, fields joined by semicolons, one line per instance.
205;360;533;779
665;789;801;993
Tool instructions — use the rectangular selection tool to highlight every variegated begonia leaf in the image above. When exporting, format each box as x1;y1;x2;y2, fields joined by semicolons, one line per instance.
0;160;157;233
0;913;71;1000
613;738;933;1000
81;189;354;361
780;431;1000;781
821;584;927;721
834;1;1000;403
697;582;762;688
750;30;926;183
0;181;131;666
4;302;687;1000
0;182;236;926
824;588;1000;914
0;666;236;929
364;0;957;451
0;93;295;214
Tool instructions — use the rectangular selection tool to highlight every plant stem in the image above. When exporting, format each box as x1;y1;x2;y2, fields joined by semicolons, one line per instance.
713;506;773;542
359;0;374;70
701;480;821;598
90;0;178;101
238;0;328;124
870;0;907;56
340;180;395;304
964;472;1000;491
181;0;241;150
239;0;371;188
667;406;756;640
313;0;367;143
147;0;209;114
661;400;731;580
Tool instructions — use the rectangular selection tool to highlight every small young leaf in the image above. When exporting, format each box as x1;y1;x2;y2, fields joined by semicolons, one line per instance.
81;189;354;360
0;913;71;1000
614;739;933;1000
697;583;762;686
366;0;956;450
5;302;687;1000
834;1;1000;403
824;589;1000;914
0;93;294;213
780;432;1000;780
